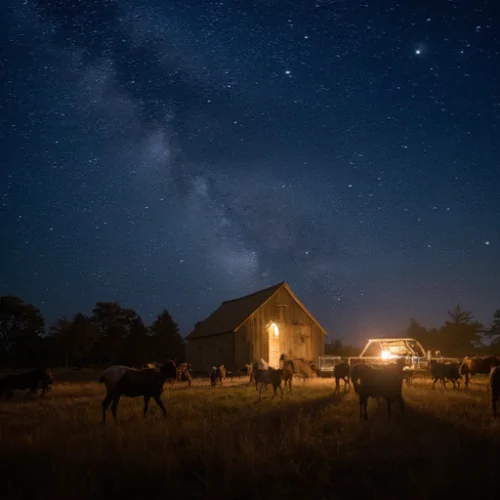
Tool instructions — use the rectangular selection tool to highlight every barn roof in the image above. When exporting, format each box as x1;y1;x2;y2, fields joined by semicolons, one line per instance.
186;281;327;340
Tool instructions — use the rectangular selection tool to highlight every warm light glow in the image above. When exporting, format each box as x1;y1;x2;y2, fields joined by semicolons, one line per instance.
270;322;279;339
381;350;398;360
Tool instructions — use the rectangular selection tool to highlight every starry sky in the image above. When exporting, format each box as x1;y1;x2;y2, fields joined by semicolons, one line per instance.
2;0;499;345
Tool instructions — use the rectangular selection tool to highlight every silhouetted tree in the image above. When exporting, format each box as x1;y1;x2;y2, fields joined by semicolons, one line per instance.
51;313;97;367
91;302;139;364
439;305;483;356
50;317;72;367
123;315;149;366
324;339;359;357
150;309;185;362
483;309;500;354
0;295;45;366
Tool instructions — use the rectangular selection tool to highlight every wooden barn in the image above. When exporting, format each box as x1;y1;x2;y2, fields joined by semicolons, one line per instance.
185;281;327;372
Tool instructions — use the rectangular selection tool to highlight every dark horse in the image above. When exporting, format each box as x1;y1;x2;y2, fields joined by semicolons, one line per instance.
460;355;500;389
334;362;351;394
279;353;295;393
99;361;177;424
0;368;53;400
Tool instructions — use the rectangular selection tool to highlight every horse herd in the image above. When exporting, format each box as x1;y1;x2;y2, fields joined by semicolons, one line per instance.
332;354;500;419
0;354;499;423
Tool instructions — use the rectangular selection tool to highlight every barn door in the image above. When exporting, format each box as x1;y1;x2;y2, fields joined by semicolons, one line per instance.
268;322;280;368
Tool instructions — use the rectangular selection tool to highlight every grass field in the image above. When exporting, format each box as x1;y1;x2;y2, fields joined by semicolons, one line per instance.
1;370;499;500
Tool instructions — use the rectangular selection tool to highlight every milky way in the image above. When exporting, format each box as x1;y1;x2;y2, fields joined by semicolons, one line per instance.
2;0;499;342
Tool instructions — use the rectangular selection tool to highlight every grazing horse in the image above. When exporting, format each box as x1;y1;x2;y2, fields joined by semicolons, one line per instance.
279;354;295;393
460;355;500;389
333;362;351;394
490;366;500;419
99;360;177;425
0;368;53;400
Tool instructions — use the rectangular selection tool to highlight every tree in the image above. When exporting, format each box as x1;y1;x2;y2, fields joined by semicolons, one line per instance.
91;302;139;364
50;317;72;367
439;305;483;356
484;309;500;353
51;313;97;367
150;310;185;362
447;305;473;325
0;295;45;366
123;315;149;366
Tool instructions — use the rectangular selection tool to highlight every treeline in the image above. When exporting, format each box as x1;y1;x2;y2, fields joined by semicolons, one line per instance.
326;305;500;358
406;305;500;357
0;295;185;369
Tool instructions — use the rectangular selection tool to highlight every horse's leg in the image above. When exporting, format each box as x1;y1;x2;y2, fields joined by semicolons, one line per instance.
431;377;438;390
153;395;167;418
101;393;114;425
143;396;151;417
110;394;121;424
387;399;392;419
362;396;368;420
465;373;470;389
399;396;405;414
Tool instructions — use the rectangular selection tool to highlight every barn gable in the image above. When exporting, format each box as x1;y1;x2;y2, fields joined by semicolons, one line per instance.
186;281;326;340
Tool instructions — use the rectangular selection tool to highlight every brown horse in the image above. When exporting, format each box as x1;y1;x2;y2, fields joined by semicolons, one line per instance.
460;355;500;389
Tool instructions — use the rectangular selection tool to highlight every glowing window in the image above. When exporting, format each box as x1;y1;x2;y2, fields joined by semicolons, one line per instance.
270;322;279;339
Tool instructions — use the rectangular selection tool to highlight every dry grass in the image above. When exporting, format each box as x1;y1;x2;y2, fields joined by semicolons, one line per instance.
1;370;499;500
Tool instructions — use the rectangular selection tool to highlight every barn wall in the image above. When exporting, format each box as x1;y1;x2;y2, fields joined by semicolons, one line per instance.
186;332;235;372
234;287;326;368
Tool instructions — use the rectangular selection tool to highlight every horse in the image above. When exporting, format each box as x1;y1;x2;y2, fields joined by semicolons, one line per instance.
0;367;53;400
460;355;500;389
279;353;295;393
490;366;500;419
176;363;192;387
209;365;226;387
254;366;284;402
99;360;177;424
428;360;462;390
333;362;351;394
352;360;406;420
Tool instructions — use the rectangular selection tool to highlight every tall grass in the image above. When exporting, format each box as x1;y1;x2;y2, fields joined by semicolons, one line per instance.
0;372;498;500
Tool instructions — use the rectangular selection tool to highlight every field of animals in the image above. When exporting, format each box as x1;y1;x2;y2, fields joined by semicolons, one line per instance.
1;357;500;500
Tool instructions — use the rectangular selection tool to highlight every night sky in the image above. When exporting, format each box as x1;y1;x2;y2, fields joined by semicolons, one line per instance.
2;0;499;344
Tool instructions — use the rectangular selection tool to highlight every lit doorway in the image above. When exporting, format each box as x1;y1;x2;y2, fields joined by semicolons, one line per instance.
268;322;280;368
